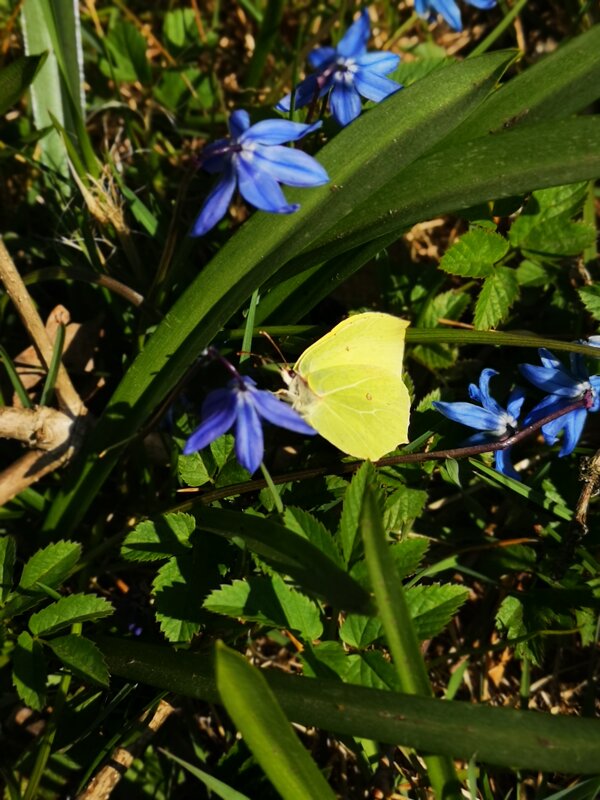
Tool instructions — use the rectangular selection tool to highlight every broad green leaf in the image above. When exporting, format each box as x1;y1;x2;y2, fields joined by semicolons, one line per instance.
19;541;81;590
339;614;382;649
178;453;212;488
159;749;250;800
0;53;47;116
121;513;195;562
204;577;323;641
12;631;47;711
406;584;470;641
419;290;471;328
516;218;595;258
28;593;113;636
101;636;600;774
101;21;151;84
439;229;509;278
579;285;600;321
46;634;109;686
351;539;430;588
474;267;519;330
152;556;205;644
44;51;514;536
516;259;550;288
347;650;402;691
445;25;600;144
162;8;200;50
215;642;337;800
284;507;343;567
0;536;16;603
192;507;370;613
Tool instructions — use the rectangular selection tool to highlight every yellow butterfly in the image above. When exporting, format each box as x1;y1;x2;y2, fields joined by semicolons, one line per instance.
284;312;410;460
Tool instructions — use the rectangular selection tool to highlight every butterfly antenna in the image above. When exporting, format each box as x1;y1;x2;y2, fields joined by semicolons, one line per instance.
259;329;289;368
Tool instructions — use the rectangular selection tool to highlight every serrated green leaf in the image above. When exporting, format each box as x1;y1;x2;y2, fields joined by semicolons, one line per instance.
178;453;211;488
0;536;16;603
339;614;382;649
152;556;205;644
215;642;337;800
474;267;519;330
351;539;429;589
516;259;550;287
19;541;81;590
420;290;471;328
406;584;469;641
515;218;595;257
579;285;600;322
337;463;383;565
12;631;47;711
46;634;109;686
348;650;403;691
121;512;195;562
383;488;428;533
204;576;322;641
284;507;342;567
29;593;113;636
439;229;509;278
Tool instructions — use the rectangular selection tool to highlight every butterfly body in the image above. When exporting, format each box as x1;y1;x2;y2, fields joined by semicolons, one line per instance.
285;312;410;460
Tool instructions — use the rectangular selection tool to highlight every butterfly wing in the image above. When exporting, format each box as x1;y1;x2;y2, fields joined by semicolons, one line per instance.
298;364;410;460
295;312;409;376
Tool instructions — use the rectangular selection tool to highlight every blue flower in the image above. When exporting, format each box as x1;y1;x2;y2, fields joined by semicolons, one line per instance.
519;349;600;457
276;9;402;127
415;0;497;32
191;110;329;236
433;368;526;480
184;375;317;475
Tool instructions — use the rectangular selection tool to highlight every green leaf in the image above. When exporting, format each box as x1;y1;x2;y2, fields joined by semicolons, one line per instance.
579;285;600;322
101;20;151;84
192;507;370;613
121;512;195;562
215;642;337;800
283;507;343;567
406;584;470;641
439;228;509;277
204;576;323;641
474;267;519;330
178;453;212;488
159;749;250;800
337;463;378;566
12;631;47;711
516;259;550;288
162;8;200;50
28;593;114;636
383;488;428;534
513;218;595;257
351;539;430;588
339;614;383;649
0;53;47;116
0;536;16;603
46;635;109;686
19;541;81;590
152;556;205;644
101;636;600;775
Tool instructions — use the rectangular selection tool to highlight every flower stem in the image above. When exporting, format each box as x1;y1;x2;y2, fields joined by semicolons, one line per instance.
240;289;260;365
469;0;529;57
260;462;284;514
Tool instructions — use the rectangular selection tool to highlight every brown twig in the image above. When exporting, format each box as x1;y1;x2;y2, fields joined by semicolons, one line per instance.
76;699;175;800
0;239;84;418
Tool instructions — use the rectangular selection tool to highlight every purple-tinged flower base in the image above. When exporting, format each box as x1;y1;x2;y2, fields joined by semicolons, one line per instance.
184;376;316;475
519;348;600;456
277;9;402;127
191;110;329;236
433;368;525;480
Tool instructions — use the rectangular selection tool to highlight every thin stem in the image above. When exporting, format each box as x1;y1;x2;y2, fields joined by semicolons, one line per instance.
240;289;260;365
469;0;529;57
176;395;589;507
259;462;284;515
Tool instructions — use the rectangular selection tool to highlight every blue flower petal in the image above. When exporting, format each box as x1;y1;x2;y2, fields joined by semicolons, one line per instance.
433;400;504;432
276;74;324;113
183;388;237;454
330;82;363;126
541;406;587;457
494;449;520;481
518;363;581;396
308;46;336;70
236;157;298;213
467;0;496;8
430;0;463;30
253;146;329;188
506;386;527;420
353;69;402;103
356;51;401;75
538;348;563;370
242;118;321;146
200;138;231;174
337;9;371;59
469;369;505;417
589;375;600;412
522;393;565;427
229;109;250;139
234;393;264;474
252;389;317;435
190;166;237;237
